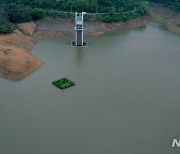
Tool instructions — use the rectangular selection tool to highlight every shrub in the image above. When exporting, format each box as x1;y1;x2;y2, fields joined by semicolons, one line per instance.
0;9;12;34
52;78;75;90
44;10;73;19
30;8;45;21
0;25;11;34
0;19;12;34
5;4;32;22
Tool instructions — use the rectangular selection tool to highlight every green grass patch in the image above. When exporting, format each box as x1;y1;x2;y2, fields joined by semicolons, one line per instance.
167;24;180;35
14;43;24;48
150;7;180;35
152;12;165;23
3;49;12;55
52;78;75;90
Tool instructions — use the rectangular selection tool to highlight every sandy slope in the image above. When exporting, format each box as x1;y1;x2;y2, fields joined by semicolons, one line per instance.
16;22;36;36
0;32;43;81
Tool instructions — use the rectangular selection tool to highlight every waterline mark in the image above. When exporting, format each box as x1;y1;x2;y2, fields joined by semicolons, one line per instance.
172;139;180;148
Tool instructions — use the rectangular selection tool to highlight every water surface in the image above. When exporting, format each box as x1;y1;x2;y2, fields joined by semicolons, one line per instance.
0;24;180;154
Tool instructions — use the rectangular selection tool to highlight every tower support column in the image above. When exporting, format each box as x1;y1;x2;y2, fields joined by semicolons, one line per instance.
72;12;87;46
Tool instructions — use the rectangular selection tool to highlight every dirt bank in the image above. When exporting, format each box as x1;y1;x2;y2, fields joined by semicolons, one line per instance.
34;14;153;38
0;32;43;81
34;5;180;39
150;4;180;35
16;22;36;36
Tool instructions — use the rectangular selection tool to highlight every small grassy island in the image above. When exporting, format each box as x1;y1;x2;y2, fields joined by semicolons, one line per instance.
52;78;75;90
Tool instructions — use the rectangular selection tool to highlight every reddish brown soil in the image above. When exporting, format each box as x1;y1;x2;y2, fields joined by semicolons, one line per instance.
0;32;43;81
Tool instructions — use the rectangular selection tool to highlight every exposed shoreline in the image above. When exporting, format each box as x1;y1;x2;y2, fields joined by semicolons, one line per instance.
34;14;153;38
0;32;44;81
0;5;179;81
149;4;180;35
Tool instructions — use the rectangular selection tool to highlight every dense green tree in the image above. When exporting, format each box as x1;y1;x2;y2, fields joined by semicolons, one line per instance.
0;0;148;13
30;8;44;20
4;4;32;22
148;0;180;8
0;0;152;34
0;9;12;34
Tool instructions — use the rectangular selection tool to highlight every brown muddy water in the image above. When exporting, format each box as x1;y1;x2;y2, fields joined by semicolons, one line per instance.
0;23;180;154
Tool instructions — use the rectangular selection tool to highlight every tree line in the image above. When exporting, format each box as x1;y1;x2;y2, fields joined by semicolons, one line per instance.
0;0;148;13
148;0;180;8
1;0;179;34
0;0;149;34
8;0;180;34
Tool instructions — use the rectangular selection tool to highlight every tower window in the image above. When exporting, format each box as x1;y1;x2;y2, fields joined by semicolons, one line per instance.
76;24;82;29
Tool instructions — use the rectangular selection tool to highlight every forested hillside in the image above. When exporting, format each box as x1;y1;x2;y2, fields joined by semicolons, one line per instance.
0;0;147;13
0;0;149;34
148;0;180;9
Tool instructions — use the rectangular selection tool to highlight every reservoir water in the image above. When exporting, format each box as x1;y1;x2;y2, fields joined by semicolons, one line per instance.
0;24;180;154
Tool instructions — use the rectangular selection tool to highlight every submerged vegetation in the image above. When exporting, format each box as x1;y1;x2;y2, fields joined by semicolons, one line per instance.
52;78;75;90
